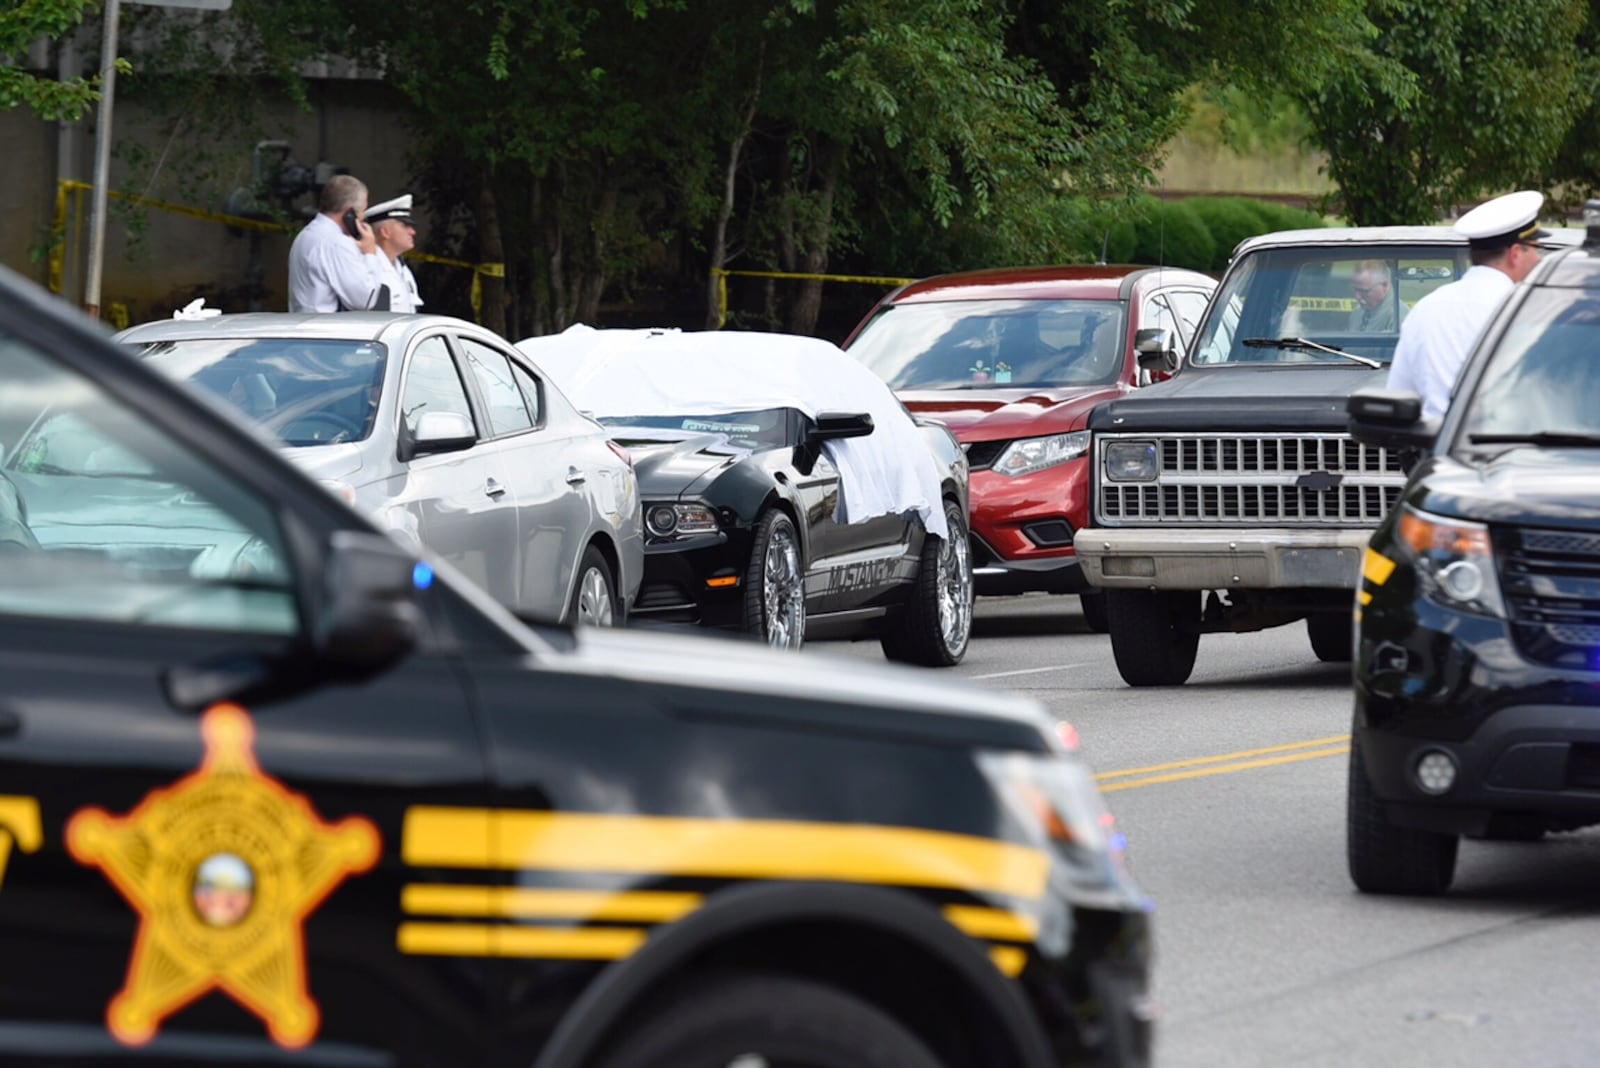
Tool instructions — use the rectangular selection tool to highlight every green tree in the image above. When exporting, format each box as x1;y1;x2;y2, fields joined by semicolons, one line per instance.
1295;0;1591;224
1;0;123;121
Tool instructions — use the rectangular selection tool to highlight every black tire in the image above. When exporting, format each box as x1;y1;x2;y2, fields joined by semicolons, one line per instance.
1080;590;1109;633
1308;613;1353;662
1106;589;1201;687
594;971;946;1068
1347;728;1458;895
567;545;617;626
881;500;972;667
743;509;806;650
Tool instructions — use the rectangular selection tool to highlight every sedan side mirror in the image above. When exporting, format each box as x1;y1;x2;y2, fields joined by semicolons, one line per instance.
1347;388;1438;451
409;411;477;458
1134;328;1178;373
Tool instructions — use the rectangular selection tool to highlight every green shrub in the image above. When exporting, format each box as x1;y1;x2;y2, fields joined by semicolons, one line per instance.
1130;200;1216;273
1183;198;1265;270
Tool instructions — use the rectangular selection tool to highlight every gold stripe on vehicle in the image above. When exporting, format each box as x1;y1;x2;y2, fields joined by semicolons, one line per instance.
942;904;1038;942
403;808;1050;900
989;946;1028;977
1363;549;1396;586
398;922;647;959
402;885;703;923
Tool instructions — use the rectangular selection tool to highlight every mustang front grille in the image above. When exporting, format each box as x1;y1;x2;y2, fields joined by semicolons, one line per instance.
1094;432;1406;526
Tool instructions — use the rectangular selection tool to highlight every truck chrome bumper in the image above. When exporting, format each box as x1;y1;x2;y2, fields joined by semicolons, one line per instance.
1072;528;1371;590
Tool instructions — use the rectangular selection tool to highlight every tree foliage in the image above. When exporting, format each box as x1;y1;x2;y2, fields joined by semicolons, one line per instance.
1;0;126;121
1295;0;1592;224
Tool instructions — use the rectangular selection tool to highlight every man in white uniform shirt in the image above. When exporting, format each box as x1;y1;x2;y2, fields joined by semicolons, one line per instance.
1386;190;1547;419
287;174;384;313
365;194;425;314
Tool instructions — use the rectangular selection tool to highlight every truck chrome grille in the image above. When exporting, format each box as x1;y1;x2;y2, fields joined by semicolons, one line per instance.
1094;432;1406;526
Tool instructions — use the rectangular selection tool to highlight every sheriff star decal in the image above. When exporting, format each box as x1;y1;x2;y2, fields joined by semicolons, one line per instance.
66;703;380;1049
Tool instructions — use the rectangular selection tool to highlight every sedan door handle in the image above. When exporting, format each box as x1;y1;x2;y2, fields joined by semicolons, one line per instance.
484;478;507;499
0;707;21;739
565;467;587;486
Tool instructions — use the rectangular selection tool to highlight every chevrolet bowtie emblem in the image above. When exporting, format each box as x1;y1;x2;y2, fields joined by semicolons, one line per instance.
1296;470;1344;492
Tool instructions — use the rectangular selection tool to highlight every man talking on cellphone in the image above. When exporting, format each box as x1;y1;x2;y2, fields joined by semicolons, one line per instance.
287;174;387;313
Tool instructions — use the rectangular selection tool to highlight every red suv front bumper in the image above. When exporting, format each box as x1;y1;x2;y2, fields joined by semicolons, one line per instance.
967;457;1091;595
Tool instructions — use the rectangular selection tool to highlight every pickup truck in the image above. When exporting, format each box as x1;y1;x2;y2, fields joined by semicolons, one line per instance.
1072;225;1574;687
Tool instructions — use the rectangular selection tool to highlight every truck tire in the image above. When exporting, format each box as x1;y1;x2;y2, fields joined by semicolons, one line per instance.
1106;589;1201;686
1080;590;1109;633
1307;613;1353;662
1347;729;1457;895
881;499;972;667
593;971;946;1068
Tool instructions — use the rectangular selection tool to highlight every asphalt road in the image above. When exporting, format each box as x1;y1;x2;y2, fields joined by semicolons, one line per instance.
817;594;1600;1067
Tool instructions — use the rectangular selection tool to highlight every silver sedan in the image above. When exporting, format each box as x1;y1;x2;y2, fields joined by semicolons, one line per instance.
118;312;642;625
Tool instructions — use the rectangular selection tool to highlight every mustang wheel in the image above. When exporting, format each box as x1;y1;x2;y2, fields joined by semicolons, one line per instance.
1347;726;1458;895
593;971;945;1068
744;510;805;650
881;499;972;667
568;546;617;626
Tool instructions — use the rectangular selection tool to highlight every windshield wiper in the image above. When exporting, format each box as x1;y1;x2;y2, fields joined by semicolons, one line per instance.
1468;430;1600;447
1240;337;1382;369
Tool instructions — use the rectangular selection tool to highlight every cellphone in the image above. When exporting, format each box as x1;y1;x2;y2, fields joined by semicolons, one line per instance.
342;208;362;240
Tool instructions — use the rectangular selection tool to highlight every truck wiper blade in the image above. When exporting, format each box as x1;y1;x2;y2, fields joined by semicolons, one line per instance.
1468;430;1600;446
1240;337;1382;368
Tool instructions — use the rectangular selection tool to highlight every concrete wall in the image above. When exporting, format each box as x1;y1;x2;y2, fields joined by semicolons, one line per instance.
2;78;415;327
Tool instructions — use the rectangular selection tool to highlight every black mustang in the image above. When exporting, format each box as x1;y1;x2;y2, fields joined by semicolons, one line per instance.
606;406;973;665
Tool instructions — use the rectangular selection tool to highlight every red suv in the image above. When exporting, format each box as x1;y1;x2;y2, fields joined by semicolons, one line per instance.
843;265;1216;627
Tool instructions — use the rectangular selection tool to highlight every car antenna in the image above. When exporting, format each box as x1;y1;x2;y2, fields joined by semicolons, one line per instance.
1099;226;1110;266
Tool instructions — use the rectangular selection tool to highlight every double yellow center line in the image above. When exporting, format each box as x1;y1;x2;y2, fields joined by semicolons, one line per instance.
1095;734;1351;793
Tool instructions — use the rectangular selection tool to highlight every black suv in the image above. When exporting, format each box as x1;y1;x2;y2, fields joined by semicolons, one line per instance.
0;264;1151;1066
1347;215;1600;895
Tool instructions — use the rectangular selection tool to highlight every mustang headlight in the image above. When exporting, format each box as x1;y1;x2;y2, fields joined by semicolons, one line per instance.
1103;440;1158;482
992;431;1091;477
975;731;1140;910
1394;505;1506;618
645;501;719;539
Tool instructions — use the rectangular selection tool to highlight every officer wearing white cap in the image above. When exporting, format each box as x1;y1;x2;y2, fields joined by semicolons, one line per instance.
365;193;425;314
1387;189;1548;419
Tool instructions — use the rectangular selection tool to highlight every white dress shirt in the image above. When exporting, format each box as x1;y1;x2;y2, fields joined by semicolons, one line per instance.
1386;265;1513;419
287;213;383;313
373;254;424;313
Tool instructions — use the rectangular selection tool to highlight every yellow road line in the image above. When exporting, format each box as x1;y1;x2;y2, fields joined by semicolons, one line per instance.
1096;735;1351;781
1098;743;1350;793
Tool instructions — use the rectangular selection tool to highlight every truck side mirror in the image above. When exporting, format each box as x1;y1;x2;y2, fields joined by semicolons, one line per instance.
1347;388;1437;451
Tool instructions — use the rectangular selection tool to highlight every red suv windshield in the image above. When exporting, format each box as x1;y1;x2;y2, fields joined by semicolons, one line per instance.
846;299;1127;389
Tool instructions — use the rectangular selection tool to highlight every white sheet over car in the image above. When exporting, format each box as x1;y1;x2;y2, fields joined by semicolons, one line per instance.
518;326;949;538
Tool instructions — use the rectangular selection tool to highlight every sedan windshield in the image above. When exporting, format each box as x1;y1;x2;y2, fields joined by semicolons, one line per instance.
846;299;1126;389
1457;289;1600;446
1189;244;1470;367
139;338;388;446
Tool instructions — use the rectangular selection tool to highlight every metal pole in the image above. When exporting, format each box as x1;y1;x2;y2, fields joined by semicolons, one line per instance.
84;0;121;320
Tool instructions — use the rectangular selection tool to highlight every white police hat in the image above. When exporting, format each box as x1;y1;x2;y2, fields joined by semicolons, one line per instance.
1453;190;1548;250
365;194;414;224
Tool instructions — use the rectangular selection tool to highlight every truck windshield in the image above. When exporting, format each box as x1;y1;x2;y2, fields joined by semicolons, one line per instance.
1458;289;1600;446
1189;244;1470;367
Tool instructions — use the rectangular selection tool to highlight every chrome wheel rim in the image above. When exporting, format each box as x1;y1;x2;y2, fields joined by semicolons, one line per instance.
762;524;805;649
936;522;973;653
575;565;614;626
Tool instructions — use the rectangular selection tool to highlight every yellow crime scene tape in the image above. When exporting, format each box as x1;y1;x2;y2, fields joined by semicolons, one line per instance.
711;266;915;328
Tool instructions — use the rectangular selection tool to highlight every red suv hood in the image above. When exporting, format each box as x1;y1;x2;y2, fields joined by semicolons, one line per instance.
899;386;1122;441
